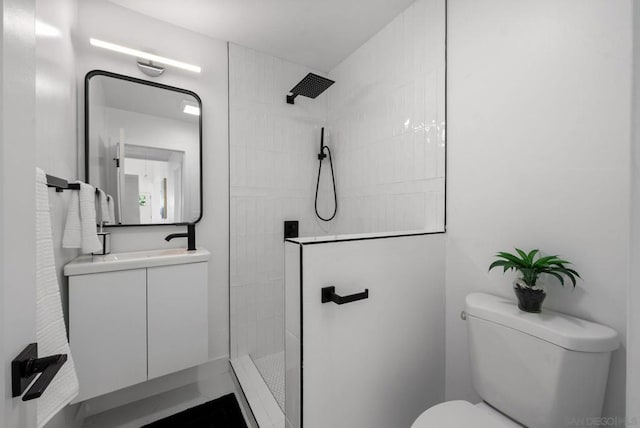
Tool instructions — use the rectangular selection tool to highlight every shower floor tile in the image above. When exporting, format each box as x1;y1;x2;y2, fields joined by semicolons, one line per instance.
253;351;285;410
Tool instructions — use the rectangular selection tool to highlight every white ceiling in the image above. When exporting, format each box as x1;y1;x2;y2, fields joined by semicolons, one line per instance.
107;0;416;72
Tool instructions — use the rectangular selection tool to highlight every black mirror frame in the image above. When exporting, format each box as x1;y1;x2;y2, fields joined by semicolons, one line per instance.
84;70;203;227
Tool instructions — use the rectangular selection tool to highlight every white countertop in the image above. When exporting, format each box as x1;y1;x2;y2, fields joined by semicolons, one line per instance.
64;248;210;276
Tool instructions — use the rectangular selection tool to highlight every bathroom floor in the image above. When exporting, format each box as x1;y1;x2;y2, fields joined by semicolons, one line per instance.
141;393;246;427
82;370;245;428
253;351;285;410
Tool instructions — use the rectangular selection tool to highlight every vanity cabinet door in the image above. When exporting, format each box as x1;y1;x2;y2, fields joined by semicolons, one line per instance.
147;262;209;379
69;269;148;402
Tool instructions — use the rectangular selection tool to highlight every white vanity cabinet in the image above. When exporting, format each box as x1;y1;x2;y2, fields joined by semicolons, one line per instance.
147;263;208;379
68;269;147;402
65;249;210;402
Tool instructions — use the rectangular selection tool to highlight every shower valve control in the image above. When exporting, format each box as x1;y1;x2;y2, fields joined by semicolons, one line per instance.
284;220;299;240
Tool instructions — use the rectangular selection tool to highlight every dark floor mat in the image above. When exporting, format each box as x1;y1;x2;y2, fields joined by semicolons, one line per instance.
141;393;247;428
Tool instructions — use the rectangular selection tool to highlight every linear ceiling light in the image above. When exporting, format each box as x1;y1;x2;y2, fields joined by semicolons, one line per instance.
89;38;201;73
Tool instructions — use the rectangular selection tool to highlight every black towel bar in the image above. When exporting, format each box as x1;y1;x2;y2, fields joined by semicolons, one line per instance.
45;174;100;194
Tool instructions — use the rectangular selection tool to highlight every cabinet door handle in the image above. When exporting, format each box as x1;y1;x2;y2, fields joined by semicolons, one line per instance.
321;286;369;305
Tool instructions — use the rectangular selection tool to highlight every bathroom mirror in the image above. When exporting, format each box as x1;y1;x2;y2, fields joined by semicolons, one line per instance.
85;70;202;226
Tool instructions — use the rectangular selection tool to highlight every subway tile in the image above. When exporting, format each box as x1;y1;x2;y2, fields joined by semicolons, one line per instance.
229;5;445;373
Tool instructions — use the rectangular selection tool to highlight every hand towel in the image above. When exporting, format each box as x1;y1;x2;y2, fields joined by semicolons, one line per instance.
62;190;81;249
79;182;102;254
96;188;110;225
35;168;79;427
107;194;116;224
62;181;102;254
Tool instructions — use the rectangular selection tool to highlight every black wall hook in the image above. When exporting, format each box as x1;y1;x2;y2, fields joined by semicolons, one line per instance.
12;343;68;401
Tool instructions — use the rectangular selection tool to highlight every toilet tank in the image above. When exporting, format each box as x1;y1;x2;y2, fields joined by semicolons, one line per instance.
465;293;619;428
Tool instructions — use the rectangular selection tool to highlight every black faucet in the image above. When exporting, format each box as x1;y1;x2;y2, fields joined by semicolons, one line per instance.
165;223;196;251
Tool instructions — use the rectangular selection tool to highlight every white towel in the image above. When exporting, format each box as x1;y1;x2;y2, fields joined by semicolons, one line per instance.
107;194;116;224
79;182;102;253
62;181;102;254
35;168;79;427
62;190;81;249
96;188;110;225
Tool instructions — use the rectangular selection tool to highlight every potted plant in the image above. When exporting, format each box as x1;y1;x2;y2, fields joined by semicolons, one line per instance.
488;248;580;313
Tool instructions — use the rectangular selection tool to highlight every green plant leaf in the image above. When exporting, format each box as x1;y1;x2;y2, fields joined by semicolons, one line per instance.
553;268;578;287
515;248;530;264
562;267;581;278
548;259;570;267
490;248;581;289
533;255;561;268
545;271;565;286
489;260;512;272
496;252;528;268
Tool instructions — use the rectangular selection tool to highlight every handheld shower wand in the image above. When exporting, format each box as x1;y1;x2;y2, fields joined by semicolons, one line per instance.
315;127;337;222
318;128;327;160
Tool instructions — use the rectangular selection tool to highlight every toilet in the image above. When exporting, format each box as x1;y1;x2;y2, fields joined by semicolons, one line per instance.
412;293;619;428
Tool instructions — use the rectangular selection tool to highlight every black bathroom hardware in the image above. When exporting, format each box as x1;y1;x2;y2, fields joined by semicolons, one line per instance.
94;232;112;256
165;223;196;251
315;127;338;221
321;286;369;305
284;220;299;240
12;343;68;401
286;73;335;104
46;174;80;192
46;173;102;195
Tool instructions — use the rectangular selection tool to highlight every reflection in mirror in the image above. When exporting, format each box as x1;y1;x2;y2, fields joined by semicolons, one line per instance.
86;71;202;226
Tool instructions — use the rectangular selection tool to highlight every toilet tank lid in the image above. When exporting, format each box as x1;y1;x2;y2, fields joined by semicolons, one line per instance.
465;293;619;353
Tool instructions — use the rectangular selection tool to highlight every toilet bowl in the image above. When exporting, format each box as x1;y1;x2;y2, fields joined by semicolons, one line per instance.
411;401;521;428
411;293;619;428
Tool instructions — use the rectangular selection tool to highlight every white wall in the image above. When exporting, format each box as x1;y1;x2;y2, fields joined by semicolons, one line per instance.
32;1;80;426
1;0;38;426
327;0;445;235
35;0;80;328
229;43;329;360
629;0;640;421
446;0;631;420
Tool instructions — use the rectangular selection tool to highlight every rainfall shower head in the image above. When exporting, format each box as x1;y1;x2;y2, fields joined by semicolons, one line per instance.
286;73;335;104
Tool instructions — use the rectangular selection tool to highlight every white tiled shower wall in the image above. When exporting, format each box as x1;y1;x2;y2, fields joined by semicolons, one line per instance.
326;0;446;234
230;0;446;375
229;43;331;359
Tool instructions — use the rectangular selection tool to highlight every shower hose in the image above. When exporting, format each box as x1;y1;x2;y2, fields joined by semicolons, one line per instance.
314;145;338;222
